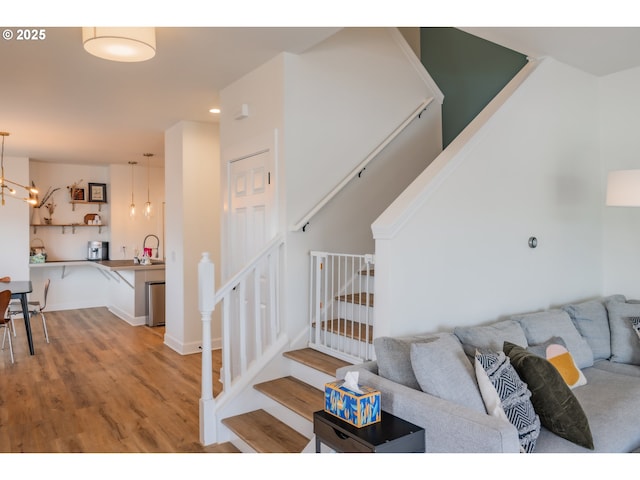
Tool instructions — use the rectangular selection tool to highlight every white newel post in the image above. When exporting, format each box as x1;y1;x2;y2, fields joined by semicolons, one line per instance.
198;252;216;445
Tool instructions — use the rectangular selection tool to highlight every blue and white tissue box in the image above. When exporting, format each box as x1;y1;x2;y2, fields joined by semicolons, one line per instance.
324;379;381;428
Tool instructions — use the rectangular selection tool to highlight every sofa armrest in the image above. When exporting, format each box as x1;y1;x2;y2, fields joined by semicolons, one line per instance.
337;364;520;453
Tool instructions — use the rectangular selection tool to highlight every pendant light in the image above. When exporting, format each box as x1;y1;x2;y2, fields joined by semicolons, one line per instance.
0;131;38;206
143;153;153;218
82;27;156;62
128;161;137;217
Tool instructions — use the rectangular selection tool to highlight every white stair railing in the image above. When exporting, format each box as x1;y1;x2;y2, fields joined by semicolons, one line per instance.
309;251;375;363
291;98;434;232
198;233;285;446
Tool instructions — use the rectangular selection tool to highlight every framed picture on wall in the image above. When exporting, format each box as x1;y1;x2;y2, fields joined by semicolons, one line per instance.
88;183;107;202
72;188;85;201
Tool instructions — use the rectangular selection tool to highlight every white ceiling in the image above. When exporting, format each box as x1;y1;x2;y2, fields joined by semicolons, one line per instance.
3;26;640;168
459;27;640;77
0;27;340;166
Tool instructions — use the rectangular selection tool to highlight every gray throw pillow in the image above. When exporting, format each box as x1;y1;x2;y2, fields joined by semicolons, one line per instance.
511;309;594;369
453;320;528;358
562;299;612;361
410;335;486;413
605;299;640;365
373;334;439;389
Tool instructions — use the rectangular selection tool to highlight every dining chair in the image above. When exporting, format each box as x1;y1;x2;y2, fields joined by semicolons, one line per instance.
0;289;15;363
9;278;50;344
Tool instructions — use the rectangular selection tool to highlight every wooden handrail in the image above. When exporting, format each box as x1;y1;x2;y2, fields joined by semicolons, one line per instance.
290;98;434;232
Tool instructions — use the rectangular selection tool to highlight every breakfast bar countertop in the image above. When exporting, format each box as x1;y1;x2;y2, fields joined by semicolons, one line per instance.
29;259;165;271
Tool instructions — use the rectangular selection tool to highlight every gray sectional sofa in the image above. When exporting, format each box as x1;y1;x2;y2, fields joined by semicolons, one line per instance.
336;294;640;453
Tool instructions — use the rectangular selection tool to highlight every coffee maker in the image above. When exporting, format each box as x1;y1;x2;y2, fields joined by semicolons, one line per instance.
87;241;109;260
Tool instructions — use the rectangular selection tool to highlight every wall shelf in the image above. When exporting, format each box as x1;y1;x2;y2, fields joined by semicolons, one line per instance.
70;201;107;212
31;223;106;234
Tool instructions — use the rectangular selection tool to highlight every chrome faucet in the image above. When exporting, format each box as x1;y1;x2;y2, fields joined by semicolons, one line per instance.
143;234;160;258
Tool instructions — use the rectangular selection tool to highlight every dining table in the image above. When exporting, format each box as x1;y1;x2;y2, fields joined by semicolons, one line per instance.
3;280;35;355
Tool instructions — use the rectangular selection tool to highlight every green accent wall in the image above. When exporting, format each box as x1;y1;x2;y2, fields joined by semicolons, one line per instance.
420;28;528;147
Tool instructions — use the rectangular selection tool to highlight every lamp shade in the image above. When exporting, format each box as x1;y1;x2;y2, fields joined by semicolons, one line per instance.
606;169;640;206
82;27;156;62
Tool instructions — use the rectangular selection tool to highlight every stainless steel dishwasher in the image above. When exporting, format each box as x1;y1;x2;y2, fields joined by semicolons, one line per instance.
145;281;166;327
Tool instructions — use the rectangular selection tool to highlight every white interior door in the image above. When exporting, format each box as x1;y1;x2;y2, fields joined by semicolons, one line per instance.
228;149;273;276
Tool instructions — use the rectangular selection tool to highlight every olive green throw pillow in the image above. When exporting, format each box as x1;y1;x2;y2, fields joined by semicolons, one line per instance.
503;341;594;450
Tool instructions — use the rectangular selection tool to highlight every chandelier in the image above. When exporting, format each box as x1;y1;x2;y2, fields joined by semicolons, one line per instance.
0;132;38;206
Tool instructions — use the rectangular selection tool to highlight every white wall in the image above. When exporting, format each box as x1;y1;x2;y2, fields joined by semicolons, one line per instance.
164;121;220;354
0;156;30;281
109;162;165;261
600;66;640;298
282;28;443;338
220;27;443;344
373;58;603;337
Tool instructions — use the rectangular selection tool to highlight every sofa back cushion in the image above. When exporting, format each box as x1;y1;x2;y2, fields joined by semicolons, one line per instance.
373;334;440;389
562;300;611;361
410;336;486;413
606;299;640;365
454;320;528;358
511;309;594;369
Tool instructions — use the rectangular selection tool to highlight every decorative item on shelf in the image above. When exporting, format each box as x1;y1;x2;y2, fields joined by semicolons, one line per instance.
67;179;84;201
43;201;56;224
0;131;38;206
84;213;97;225
33;184;60;224
29;238;47;263
88;182;107;203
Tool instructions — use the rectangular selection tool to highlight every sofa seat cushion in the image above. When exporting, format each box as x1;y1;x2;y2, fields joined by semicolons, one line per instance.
533;367;640;452
511;309;594;369
591;359;640;378
454;320;528;358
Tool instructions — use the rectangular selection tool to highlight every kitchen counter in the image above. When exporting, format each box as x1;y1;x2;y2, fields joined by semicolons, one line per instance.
29;259;165;325
30;259;165;272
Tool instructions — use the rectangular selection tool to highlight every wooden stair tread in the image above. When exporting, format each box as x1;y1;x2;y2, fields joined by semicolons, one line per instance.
313;319;373;343
254;376;324;422
360;268;374;276
207;441;242;453
283;347;352;376
336;292;374;307
222;409;309;453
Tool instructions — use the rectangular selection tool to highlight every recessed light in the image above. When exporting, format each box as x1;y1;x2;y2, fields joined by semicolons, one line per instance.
209;108;220;114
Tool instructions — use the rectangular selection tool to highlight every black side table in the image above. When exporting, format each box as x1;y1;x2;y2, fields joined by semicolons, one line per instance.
314;409;425;453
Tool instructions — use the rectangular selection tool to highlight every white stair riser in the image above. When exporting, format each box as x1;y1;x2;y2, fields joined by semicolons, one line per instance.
335;302;374;323
312;328;373;361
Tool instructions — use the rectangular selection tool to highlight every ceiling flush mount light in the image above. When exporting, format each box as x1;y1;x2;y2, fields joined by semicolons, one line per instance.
143;153;153;218
0;132;38;206
129;161;137;217
606;169;640;206
82;27;156;62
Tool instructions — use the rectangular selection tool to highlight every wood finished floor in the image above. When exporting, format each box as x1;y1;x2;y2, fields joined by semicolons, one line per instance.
0;307;223;453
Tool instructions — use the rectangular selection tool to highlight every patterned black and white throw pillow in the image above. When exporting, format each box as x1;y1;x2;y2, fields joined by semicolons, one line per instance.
475;349;541;453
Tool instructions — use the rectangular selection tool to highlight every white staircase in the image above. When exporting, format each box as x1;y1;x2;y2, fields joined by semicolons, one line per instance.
309;251;375;363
